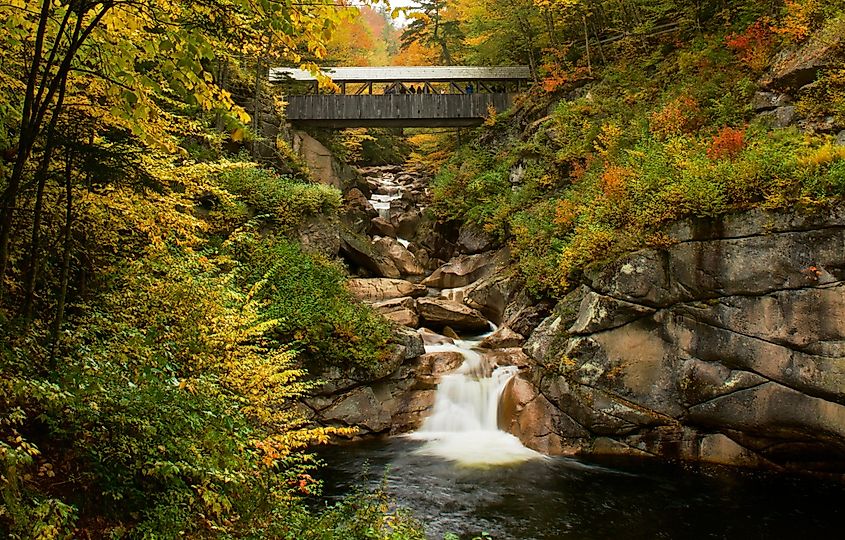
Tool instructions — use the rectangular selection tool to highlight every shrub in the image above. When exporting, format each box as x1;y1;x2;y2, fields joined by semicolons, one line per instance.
649;95;702;139
227;233;393;375
218;165;341;232
707;126;746;161
726;19;777;71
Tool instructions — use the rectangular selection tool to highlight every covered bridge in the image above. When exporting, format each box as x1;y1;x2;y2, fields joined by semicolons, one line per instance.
270;66;532;128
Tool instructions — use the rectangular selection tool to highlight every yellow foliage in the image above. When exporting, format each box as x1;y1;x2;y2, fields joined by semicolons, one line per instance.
799;142;845;167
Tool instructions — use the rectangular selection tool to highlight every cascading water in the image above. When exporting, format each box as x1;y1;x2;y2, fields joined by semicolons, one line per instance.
410;333;543;466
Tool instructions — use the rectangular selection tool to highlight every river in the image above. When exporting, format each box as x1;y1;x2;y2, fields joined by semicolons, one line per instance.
317;437;843;539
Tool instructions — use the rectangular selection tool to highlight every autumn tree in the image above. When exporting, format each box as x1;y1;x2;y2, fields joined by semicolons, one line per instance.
401;0;464;65
0;0;348;314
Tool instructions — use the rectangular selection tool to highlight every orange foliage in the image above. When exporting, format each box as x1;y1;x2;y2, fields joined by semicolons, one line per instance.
726;19;776;71
391;40;438;66
554;199;578;228
540;48;591;93
600;166;633;199
772;0;815;42
707;126;746;161
649;95;702;138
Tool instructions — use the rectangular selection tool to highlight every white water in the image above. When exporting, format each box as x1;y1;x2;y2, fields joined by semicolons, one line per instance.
367;173;404;219
409;336;543;467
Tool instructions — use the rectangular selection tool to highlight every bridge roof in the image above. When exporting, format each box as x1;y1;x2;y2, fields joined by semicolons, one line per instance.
270;65;531;83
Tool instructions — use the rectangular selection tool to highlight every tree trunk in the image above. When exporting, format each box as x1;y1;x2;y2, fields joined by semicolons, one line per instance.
22;71;69;322
50;149;74;365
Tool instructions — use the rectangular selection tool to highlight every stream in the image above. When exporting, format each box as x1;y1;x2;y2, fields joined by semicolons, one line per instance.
321;167;845;539
317;436;844;539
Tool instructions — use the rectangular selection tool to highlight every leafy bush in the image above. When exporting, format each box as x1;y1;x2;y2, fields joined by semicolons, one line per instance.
218;165;341;232
226;233;394;375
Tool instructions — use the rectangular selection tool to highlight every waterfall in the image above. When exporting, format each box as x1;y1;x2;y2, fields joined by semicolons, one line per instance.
410;337;542;466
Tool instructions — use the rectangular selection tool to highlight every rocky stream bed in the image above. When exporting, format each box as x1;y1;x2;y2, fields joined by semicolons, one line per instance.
297;163;845;478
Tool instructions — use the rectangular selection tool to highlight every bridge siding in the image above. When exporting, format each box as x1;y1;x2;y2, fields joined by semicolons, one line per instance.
285;94;511;128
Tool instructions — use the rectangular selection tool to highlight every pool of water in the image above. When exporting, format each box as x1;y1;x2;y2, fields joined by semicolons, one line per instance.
316;437;844;540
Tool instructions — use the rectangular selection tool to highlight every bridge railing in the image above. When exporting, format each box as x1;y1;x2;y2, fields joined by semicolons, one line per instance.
285;93;512;128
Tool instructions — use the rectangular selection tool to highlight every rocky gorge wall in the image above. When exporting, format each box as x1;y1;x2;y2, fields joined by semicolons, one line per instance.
500;207;845;474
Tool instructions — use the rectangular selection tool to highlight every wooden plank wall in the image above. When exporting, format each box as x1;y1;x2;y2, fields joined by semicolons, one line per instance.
285;94;511;123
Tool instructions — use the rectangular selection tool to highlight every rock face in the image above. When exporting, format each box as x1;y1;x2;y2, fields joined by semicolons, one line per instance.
305;327;435;435
504;207;845;473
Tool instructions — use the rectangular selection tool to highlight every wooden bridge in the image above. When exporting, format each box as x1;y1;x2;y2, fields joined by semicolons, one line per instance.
270;66;531;128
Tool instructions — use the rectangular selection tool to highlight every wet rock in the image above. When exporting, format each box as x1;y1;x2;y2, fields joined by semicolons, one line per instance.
347;278;427;302
372;236;426;276
418;328;455;346
372;296;419;328
422;250;508;289
479;326;525;349
417;298;490;332
482;347;531;368
498;374;589;454
417;351;465;377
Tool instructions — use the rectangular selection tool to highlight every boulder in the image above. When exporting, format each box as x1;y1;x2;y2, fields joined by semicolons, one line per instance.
479;326;525;349
422;250;508;289
320;386;392;433
347;278;427;302
373;236;426;276
393;208;422;239
418;328;455;346
457;222;497;254
417;298;490;332
340;229;400;278
482;347;531;368
373;296;419;328
758;105;797;128
464;271;516;323
417;351;465;379
370;216;396;237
